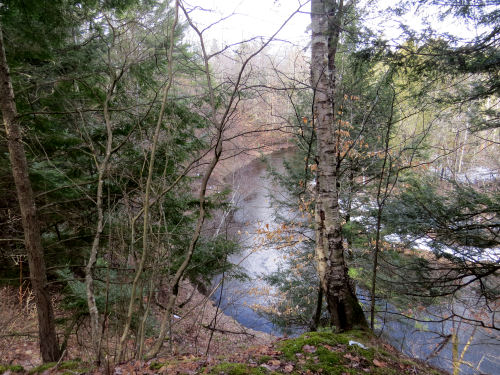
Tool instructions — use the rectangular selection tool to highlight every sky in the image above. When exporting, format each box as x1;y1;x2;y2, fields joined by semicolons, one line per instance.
181;0;484;49
182;0;310;47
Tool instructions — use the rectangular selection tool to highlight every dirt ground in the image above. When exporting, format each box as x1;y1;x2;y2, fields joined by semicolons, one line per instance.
0;281;273;370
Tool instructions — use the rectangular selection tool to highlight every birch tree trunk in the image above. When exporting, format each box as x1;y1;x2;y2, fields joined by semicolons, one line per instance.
311;0;367;331
0;27;61;362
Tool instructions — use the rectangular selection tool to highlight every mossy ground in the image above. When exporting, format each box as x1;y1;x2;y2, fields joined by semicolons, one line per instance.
24;360;87;374
0;364;24;373
208;330;447;375
209;363;269;375
2;331;446;374
0;360;89;375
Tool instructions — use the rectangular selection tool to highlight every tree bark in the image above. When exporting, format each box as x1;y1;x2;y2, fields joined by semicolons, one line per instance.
0;27;61;362
311;0;367;331
310;283;323;331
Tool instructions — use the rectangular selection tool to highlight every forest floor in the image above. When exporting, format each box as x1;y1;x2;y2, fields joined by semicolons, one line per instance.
0;284;448;375
0;281;273;373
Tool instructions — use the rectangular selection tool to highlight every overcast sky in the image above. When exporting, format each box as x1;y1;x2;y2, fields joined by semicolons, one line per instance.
182;0;310;47
181;0;483;49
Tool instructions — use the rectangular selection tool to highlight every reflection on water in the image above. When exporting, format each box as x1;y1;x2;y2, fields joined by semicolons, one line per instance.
213;150;292;335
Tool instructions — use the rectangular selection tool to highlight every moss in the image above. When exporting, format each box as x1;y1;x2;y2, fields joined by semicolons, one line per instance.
349;345;375;362
279;332;340;359
149;362;165;370
28;360;87;374
372;367;398;375
0;364;24;373
257;355;273;364
303;362;355;375
209;362;268;375
58;360;82;370
278;330;373;360
29;362;56;373
301;348;344;374
205;330;441;375
276;330;402;375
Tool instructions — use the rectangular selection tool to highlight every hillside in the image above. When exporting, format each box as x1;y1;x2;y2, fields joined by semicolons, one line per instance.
0;330;447;375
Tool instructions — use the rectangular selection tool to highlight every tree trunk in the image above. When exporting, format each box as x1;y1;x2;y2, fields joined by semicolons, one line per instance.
85;68;118;365
0;27;61;362
310;283;323;331
311;0;367;331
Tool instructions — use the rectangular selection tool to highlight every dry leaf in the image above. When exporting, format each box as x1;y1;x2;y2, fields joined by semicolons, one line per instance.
373;359;388;367
344;353;360;362
283;364;294;373
302;344;317;353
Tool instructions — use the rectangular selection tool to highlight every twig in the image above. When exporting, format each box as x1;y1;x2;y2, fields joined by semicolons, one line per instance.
53;349;67;371
201;324;255;337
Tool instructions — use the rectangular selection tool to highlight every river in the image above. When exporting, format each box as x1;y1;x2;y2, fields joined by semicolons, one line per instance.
212;150;499;374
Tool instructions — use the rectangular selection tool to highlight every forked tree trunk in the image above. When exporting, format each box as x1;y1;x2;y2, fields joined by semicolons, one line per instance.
311;0;367;331
0;27;61;362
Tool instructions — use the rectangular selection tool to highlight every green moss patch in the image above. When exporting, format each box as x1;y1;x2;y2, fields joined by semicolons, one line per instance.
209;362;269;375
272;330;444;375
0;364;24;373
29;362;57;374
28;360;87;374
149;361;164;370
257;355;273;364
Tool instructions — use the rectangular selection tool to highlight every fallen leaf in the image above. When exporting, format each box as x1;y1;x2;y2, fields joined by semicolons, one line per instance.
261;359;282;371
344;353;360;362
302;344;317;353
268;359;281;366
283;364;294;373
261;364;278;372
373;359;388;367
